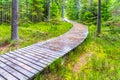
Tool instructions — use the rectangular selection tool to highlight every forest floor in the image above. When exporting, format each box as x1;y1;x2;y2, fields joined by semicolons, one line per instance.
34;24;120;80
0;21;72;54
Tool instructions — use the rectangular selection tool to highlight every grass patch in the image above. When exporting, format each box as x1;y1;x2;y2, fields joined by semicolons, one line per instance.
34;25;120;80
0;22;72;54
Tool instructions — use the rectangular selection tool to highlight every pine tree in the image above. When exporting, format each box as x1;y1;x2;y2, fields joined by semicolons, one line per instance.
11;0;19;40
97;0;101;35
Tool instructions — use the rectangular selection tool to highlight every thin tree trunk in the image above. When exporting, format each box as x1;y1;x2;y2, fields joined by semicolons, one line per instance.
46;1;50;22
0;1;2;24
0;2;3;24
61;0;65;21
97;0;101;35
9;1;11;24
90;0;93;11
11;0;19;40
76;0;80;19
26;0;29;18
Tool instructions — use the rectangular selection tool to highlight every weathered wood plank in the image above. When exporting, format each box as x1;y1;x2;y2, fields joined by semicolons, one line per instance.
20;48;56;61
0;56;34;77
16;49;54;63
24;46;63;57
0;75;7;80
13;50;51;65
25;47;60;58
9;52;46;68
0;67;18;80
1;54;39;73
0;61;28;80
6;53;43;70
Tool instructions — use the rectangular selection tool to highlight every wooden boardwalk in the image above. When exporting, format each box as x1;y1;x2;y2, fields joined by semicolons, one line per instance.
0;20;88;80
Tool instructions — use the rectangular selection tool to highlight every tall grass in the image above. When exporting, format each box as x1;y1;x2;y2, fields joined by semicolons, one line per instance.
0;22;72;54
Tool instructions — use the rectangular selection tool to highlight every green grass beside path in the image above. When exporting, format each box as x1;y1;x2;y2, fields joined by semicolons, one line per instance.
0;22;72;54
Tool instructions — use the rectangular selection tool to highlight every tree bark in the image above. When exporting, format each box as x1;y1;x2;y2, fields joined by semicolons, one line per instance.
90;0;93;11
46;1;50;22
97;0;101;35
76;0;80;19
61;0;65;21
0;2;3;24
11;0;19;40
26;0;29;17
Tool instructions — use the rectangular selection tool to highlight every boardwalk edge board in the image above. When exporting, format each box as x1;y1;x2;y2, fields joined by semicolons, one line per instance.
0;20;88;80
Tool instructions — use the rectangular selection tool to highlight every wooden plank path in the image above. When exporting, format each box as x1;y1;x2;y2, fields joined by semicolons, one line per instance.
0;20;88;80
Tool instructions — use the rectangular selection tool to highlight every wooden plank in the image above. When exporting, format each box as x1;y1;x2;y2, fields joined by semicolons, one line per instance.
21;46;66;58
16;49;53;63
33;41;67;53
28;44;65;55
37;36;79;53
25;46;63;57
0;56;34;78
13;50;51;65
6;53;43;71
0;67;18;80
20;48;57;60
1;54;39;73
24;46;62;57
24;47;60;59
0;75;7;80
0;61;28;80
9;52;46;68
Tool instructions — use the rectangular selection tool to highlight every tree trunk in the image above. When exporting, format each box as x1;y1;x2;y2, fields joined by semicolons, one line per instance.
90;0;93;11
61;0;65;21
46;1;50;22
97;0;101;35
0;2;3;24
26;0;29;17
76;0;80;19
11;0;19;40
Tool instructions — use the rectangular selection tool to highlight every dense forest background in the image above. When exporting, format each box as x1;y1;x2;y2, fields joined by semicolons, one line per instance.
0;0;65;25
0;0;120;26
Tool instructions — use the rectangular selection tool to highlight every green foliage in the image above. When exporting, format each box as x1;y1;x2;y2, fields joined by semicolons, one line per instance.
0;0;63;24
77;25;120;80
110;0;120;22
1;0;120;25
66;0;80;20
50;2;60;20
66;0;113;25
29;0;44;22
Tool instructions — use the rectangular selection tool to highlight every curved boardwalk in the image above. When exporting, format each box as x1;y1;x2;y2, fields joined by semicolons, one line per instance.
0;20;88;80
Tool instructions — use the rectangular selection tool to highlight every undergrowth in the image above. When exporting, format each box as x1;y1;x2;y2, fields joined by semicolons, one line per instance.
0;22;72;54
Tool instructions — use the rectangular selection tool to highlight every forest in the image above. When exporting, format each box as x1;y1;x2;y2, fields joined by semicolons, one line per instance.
0;0;120;80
